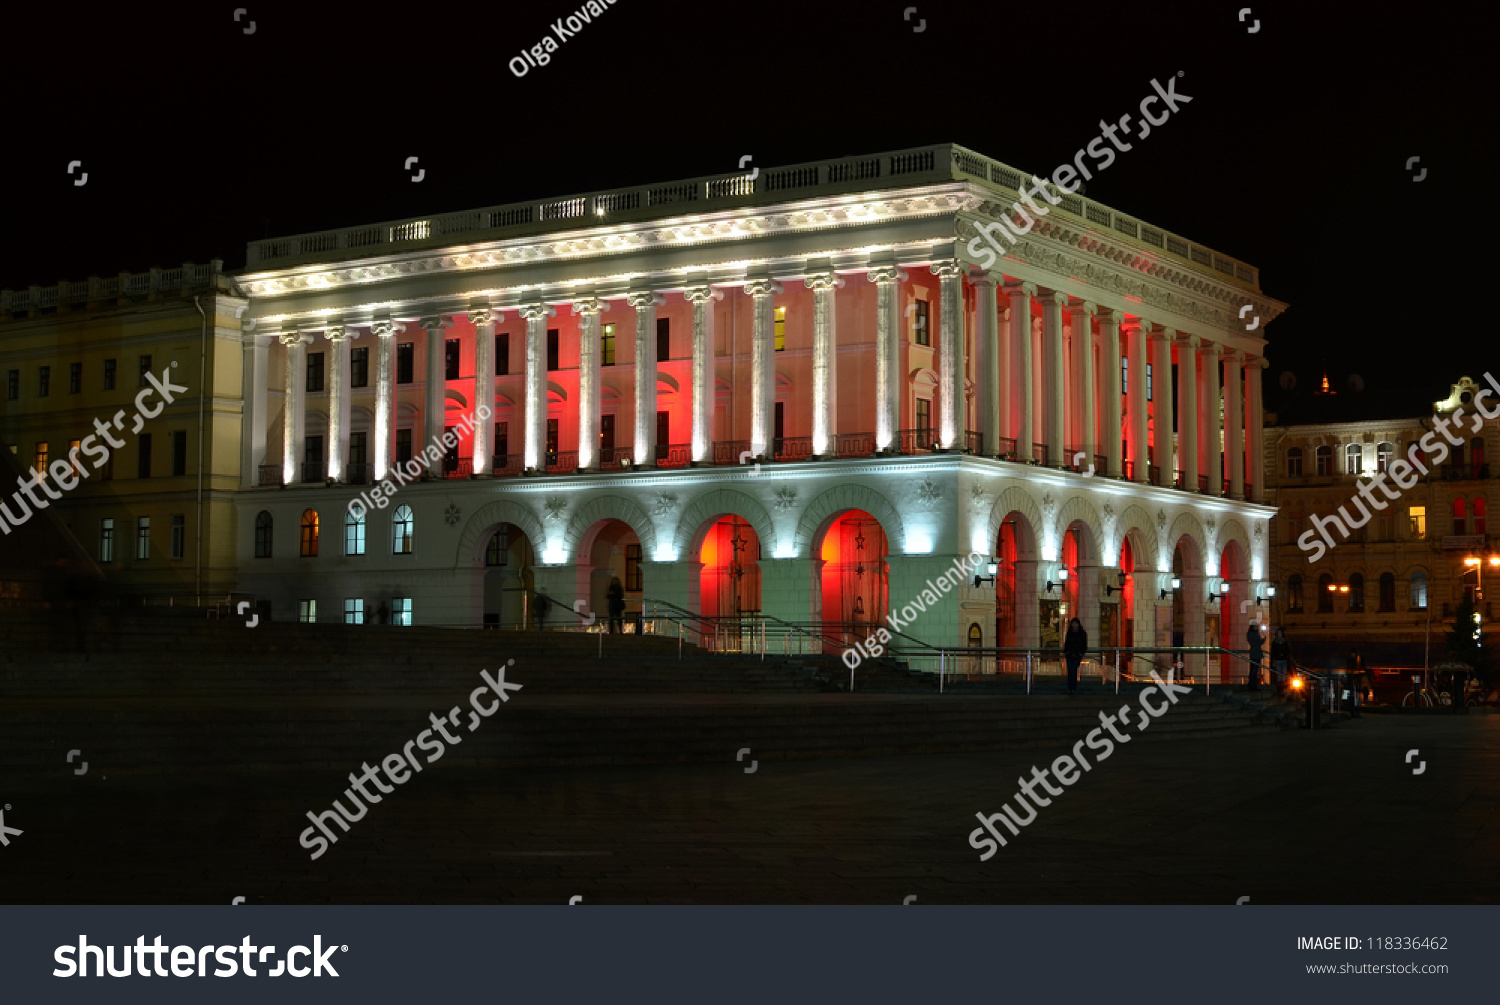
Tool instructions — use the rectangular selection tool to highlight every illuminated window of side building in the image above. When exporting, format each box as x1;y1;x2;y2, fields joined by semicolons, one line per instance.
1408;505;1426;539
775;306;787;351
911;300;928;347
392;597;412;626
299;599;317;623
601;323;616;366
344;598;364;625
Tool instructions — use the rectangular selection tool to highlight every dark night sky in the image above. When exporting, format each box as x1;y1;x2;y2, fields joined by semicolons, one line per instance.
1;0;1487;423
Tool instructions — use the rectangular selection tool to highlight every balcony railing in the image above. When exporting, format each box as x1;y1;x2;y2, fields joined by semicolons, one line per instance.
493;453;524;476
598;446;632;470
546;450;579;473
1444;462;1490;481
1031;442;1046;465
346;462;369;485
996;437;1018;461
965;430;983;455
713;440;751;466
656;443;691;468
300;461;325;484
444;457;473;479
895;428;939;453
258;464;283;487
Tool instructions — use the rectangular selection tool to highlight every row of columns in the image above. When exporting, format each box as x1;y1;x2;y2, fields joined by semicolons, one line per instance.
244;263;1265;502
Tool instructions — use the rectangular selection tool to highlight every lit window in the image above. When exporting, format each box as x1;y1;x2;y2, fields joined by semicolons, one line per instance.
299;599;317;623
392;597;412;626
300;509;319;557
1410;571;1428;610
625;543;642;591
171;515;185;559
344;598;364;625
136;516;151;560
1315;445;1333;476
1376;442;1394;473
1345;443;1362;475
1286;447;1303;477
775;306;788;351
34;441;47;475
601;323;616;366
346;507;366;556
911;301;928;347
393;504;413;554
99;518;115;563
1409;506;1426;539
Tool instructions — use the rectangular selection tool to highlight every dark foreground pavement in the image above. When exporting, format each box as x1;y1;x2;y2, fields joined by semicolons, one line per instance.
4;712;1497;904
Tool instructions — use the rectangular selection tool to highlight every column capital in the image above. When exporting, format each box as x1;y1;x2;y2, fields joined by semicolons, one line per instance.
966;268;998;288
866;265;907;284
1094;304;1118;323
928;260;965;280
517;303;557;321
277;328;309;347
571;296;612;315
1218;345;1241;361
467;307;500;327
418;314;455;332
803;272;845;292
1254;356;1270;370
1035;287;1067;305
625;291;666;310
744;278;783;297
1148;326;1177;342
1066;299;1098;318
681;286;723;305
370;319;400;339
1003;279;1038;298
1177;332;1201;349
324;324;355;342
1120;317;1150;334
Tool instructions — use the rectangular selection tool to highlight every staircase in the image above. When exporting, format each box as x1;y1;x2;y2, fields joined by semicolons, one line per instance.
0;610;1299;779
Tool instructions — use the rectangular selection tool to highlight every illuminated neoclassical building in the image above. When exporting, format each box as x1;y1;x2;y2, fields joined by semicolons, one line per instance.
232;142;1283;669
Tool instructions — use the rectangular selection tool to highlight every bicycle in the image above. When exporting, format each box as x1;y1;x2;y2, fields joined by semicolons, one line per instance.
1401;688;1452;707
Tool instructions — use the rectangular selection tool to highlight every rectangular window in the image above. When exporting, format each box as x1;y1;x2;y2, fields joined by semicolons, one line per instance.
916;398;931;431
103;358;116;390
69;362;81;394
546;420;560;465
600;415;614;456
350;346;369;388
656;317;670;361
299;599;317;624
445;338;461;380
547;329;560;371
306;352;325;392
1409;505;1426;539
396;428;412;464
5;369;17;400
774;402;784;445
655;411;669;459
344;598;365;625
172;430;187;476
171;514;185;559
601;324;616;366
137;433;152;479
392;597;412;626
349;431;366;481
304;435;323;482
346;508;365;556
494;422;508;460
397;342;414;383
496;332;509;375
1378;513;1395;542
1121;355;1129;395
914;301;932;347
136;516;150;560
775;306;787;351
38;366;49;397
68;439;81;478
625;543;643;591
1345;444;1363;475
138;355;152;387
1146;363;1153;402
99;518;115;563
34;441;48;475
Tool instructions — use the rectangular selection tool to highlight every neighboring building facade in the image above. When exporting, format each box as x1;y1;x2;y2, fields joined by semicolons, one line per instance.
0;264;248;599
1265;376;1494;665
230;141;1284;670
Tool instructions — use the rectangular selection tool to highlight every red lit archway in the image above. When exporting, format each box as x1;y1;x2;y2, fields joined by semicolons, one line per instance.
818;510;888;648
699;516;761;619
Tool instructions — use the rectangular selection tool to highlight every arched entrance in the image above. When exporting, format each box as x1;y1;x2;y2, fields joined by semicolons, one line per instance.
817;509;889;649
482;523;535;629
1217;538;1250;682
579;518;644;632
1171;535;1206;680
994;513;1039;665
699;516;762;650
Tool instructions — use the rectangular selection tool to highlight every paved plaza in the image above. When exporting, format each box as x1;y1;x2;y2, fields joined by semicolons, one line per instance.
5;711;1496;905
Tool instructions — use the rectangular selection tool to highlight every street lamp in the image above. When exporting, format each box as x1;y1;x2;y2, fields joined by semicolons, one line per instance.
1462;554;1500;601
972;559;999;589
1160;575;1181;601
1105;569;1129;597
1046;566;1070;593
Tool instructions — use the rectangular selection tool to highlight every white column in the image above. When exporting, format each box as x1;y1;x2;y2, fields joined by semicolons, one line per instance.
972;271;1000;458
573;296;608;471
627;291;664;467
1038;290;1066;467
1152;327;1175;487
325;325;353;482
1126;318;1149;484
1069;300;1097;465
1100;308;1122;479
805;271;843;457
1225;346;1244;500
867;266;904;453
1178;335;1200;493
1005;281;1036;462
279;329;306;486
370;320;397;482
240;328;268;488
470;308;496;475
420;316;451;475
519;303;555;472
746;278;782;459
1247;356;1266;503
1206;342;1223;496
931;261;967;451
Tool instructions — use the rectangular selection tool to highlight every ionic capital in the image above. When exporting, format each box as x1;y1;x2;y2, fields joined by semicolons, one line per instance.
866;266;907;285
468;307;499;328
1003;280;1038;299
370;319;400;339
744;278;784;298
804;272;845;292
625;291;666;310
418;315;454;333
571;296;612;316
517;303;556;322
681;286;723;305
929;260;965;280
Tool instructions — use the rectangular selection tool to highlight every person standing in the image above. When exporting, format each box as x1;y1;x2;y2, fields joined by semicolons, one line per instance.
1270;626;1291;693
535;591;550;631
1246;622;1265;691
607;577;625;635
1063;617;1087;696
